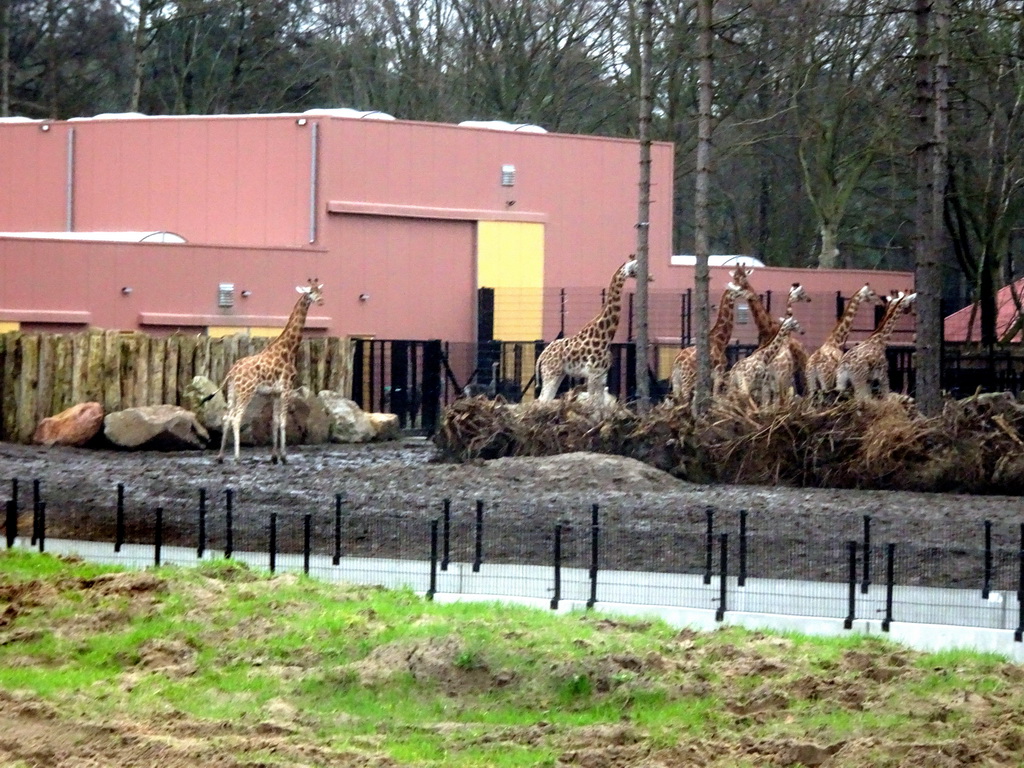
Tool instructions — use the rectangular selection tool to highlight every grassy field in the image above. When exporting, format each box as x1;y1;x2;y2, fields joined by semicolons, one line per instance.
1;549;1023;767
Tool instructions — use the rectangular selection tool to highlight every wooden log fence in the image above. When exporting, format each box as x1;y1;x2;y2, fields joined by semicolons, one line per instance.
0;330;352;444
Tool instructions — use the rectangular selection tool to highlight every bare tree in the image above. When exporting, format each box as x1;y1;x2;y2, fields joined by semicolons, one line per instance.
692;0;713;415
634;0;653;411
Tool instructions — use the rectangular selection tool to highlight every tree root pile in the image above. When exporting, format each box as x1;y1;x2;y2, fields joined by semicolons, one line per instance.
434;390;1024;492
432;394;707;478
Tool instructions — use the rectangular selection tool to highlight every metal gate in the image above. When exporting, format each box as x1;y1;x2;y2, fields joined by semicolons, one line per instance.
350;339;443;435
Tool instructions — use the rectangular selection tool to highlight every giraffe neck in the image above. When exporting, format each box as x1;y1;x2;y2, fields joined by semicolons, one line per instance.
763;323;794;359
267;294;313;358
581;266;628;344
709;291;738;352
743;290;779;346
867;299;905;347
827;291;867;346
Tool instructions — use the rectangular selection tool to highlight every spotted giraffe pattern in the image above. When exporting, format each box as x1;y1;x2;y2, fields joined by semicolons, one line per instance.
835;291;916;400
670;282;747;405
536;259;638;401
217;278;324;463
806;283;880;395
730;269;811;397
728;315;804;406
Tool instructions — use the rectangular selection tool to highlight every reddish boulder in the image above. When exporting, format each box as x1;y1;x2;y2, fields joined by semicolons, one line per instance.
33;402;104;447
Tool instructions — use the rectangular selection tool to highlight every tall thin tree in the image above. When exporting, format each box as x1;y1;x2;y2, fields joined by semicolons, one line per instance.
692;0;713;416
634;0;653;411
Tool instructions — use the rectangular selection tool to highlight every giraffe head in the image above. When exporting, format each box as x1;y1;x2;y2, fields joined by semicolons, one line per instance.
855;283;881;304
779;314;804;335
731;266;754;290
621;258;639;279
788;282;811;305
296;278;325;305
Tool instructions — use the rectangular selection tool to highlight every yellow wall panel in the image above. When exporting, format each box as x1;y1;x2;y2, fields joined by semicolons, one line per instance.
477;222;544;340
0;322;19;333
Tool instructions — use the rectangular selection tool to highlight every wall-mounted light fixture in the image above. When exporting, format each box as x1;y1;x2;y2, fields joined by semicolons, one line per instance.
241;290;252;298
121;286;133;295
500;164;516;187
359;293;370;302
218;283;235;308
296;118;308;126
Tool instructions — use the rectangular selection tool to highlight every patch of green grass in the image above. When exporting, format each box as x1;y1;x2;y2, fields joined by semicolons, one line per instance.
3;550;1022;768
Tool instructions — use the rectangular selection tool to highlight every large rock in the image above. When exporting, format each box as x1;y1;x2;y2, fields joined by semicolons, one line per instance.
181;375;225;433
104;405;209;451
33;402;104;447
320;391;399;443
243;386;330;446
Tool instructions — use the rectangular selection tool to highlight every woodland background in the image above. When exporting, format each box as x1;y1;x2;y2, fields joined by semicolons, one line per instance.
1;0;1022;325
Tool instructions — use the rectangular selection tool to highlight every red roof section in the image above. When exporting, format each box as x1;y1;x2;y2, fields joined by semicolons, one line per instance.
944;279;1024;342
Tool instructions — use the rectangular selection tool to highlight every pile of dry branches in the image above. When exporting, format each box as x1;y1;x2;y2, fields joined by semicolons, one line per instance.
434;390;1024;493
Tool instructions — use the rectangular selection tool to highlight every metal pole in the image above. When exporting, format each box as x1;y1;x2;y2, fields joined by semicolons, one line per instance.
427;519;438;601
269;513;277;573
715;533;728;622
551;523;562;610
703;507;714;585
882;543;895;632
587;504;599;609
845;541;857;629
473;499;483;573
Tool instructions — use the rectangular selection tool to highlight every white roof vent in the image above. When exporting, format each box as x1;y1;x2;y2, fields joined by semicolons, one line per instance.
671;254;766;267
302;108;395;120
68;112;148;121
0;230;186;243
458;120;547;133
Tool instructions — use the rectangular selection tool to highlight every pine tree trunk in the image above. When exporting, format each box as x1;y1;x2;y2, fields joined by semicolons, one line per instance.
692;0;714;416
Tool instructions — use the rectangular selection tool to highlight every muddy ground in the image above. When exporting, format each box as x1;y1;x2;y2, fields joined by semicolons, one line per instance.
1;439;1023;589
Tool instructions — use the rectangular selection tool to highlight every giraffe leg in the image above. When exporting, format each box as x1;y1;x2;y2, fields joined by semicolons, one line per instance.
586;372;604;399
270;395;281;464
277;393;290;465
217;415;229;464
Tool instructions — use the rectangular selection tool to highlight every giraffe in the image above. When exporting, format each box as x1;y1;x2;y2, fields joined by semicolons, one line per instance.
214;278;324;464
670;282;747;405
536;258;639;401
730;268;811;397
835;291;916;400
805;283;881;395
728;314;804;406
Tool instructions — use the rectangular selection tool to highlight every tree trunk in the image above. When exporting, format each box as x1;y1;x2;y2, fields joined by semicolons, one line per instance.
817;221;840;269
633;0;653;412
129;2;150;112
692;0;713;416
0;0;10;117
913;0;944;416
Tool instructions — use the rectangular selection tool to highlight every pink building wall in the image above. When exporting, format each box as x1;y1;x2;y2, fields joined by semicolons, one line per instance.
0;113;674;342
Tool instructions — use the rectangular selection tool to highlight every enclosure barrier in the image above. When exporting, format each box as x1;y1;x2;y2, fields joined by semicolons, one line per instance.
3;479;1023;644
0;329;352;443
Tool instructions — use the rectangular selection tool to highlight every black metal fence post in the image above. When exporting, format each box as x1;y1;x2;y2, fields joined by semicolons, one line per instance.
10;478;17;520
861;515;871;593
551;523;562;610
587;504;599;609
154;507;163;566
473;500;483;573
441;498;451;571
983;520;993;599
333;493;343;565
4;499;15;548
1016;524;1023;642
427;519;438;601
703;507;714;585
303;514;312;575
197;488;207;559
716;533;728;622
845;540;857;629
269;513;277;573
738;509;748;587
225;488;234;559
882;543;895;632
35;502;44;553
31;479;40;545
114;483;125;553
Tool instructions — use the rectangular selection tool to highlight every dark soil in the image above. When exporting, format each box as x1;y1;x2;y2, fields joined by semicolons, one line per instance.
1;439;1022;589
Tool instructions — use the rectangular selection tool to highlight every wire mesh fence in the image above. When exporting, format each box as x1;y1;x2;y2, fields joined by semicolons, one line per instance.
4;478;1023;639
